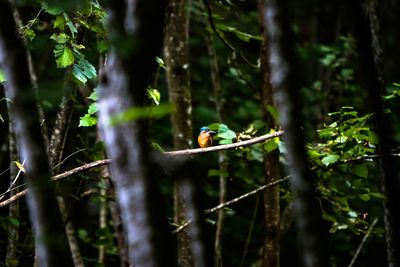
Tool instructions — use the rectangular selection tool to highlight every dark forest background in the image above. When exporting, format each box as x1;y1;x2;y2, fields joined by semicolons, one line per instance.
0;0;399;266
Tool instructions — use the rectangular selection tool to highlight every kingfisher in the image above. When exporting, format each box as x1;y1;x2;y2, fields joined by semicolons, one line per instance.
198;126;217;148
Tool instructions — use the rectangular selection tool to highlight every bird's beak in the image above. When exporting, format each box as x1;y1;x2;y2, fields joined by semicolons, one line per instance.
209;130;217;136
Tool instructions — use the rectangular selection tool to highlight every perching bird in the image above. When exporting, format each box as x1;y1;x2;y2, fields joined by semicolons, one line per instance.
198;126;217;148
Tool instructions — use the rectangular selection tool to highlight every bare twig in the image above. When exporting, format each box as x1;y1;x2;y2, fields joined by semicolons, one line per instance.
348;218;378;267
0;159;111;207
173;177;289;234
165;131;284;156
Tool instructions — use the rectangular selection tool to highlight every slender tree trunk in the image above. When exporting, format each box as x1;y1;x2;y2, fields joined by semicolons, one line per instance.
5;101;20;266
0;2;73;266
348;1;400;266
98;1;170;266
258;1;281;266
204;27;227;267
8;0;50;154
164;0;195;266
48;75;85;267
261;1;327;267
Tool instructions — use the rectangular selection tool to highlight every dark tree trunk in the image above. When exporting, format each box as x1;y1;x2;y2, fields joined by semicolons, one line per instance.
261;1;327;267
48;75;84;267
347;1;400;266
163;0;195;266
5;100;20;266
0;2;73;266
258;1;281;266
204;21;227;267
98;0;171;266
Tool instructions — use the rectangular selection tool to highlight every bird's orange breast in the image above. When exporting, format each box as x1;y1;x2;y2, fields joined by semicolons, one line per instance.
198;133;213;148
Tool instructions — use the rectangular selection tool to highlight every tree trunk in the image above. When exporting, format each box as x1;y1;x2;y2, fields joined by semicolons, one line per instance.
98;0;170;266
348;1;400;266
48;76;85;267
261;1;327;266
164;0;194;266
258;1;281;266
5;99;20;267
204;23;227;267
0;2;73;266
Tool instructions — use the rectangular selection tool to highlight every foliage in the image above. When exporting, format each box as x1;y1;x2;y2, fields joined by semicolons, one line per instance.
0;0;399;266
308;106;383;234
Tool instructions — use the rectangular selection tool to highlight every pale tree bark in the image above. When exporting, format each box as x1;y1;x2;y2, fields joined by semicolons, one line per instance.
348;1;400;266
0;2;73;266
261;1;327;267
164;0;195;266
98;0;171;266
258;1;281;266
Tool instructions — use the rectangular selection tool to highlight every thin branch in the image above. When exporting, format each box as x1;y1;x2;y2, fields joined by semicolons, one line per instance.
205;177;289;214
173;177;289;234
164;130;284;156
348;218;378;267
0;158;25;201
0;159;111;207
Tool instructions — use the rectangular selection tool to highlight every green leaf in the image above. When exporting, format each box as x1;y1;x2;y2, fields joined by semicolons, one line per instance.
266;105;279;122
369;192;385;199
63;13;77;37
55;46;74;68
353;164;368;178
321;154;340;166
53;15;66;30
42;3;63;15
155;56;166;69
219;139;233;145
50;33;69;44
88;89;98;101
263;138;279;153
151;142;165;152
88;103;99;115
78;229;91;243
109;104;172;126
97;39;108;53
7;216;20;227
24;28;36;41
72;58;97;84
218;129;236;140
147;88;161;105
359;194;371;201
79;114;97;127
0;68;6;83
208;169;229;177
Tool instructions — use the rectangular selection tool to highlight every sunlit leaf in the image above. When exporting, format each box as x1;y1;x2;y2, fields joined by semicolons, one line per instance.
88;88;98;101
88;103;99;115
0;68;6;83
79;114;97;127
50;33;69;44
13;161;25;173
321;154;340;166
53;14;66;30
147;88;161;105
155;56;166;69
55;46;74;67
